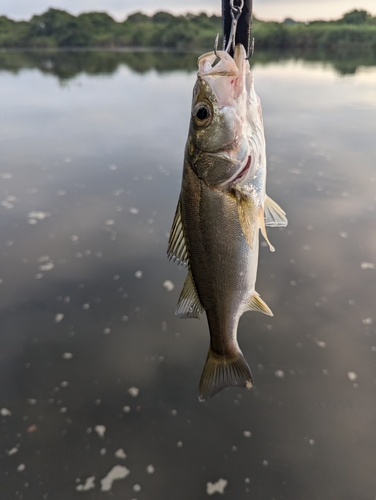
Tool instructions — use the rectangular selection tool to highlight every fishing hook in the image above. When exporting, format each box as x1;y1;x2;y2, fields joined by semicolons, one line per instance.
225;0;244;54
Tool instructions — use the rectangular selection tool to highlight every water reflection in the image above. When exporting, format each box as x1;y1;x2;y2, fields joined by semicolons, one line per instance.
0;51;376;499
1;48;376;79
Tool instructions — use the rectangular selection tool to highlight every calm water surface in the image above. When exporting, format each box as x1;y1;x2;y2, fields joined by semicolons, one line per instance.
1;51;376;499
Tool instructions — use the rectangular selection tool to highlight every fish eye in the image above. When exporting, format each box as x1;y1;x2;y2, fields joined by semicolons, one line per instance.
192;103;212;126
196;107;208;120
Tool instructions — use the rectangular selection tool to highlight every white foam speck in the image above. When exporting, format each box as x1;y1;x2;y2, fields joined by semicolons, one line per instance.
177;441;183;448
1;408;12;416
135;271;142;279
347;372;357;382
106;219;115;225
163;280;174;292
55;314;64;323
146;464;155;474
133;484;141;492
94;425;106;438
28;211;51;220
123;406;130;413
263;460;269;466
39;262;54;271
7;447;18;456
128;387;139;397
362;318;373;325
361;262;375;270
62;352;73;360
371;347;376;352
129;208;139;214
274;370;285;379
206;478;228;495
28;219;37;225
70;235;79;242
109;164;117;170
100;465;130;492
243;431;252;438
76;476;95;491
115;449;127;459
316;341;327;348
103;328;111;335
17;464;25;471
309;439;315;445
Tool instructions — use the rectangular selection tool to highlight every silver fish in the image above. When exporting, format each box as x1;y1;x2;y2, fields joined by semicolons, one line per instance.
168;44;287;401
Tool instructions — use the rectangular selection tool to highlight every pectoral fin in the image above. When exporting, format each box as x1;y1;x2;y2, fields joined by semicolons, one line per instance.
246;292;274;316
167;199;189;266
235;188;256;249
175;270;204;319
264;196;288;227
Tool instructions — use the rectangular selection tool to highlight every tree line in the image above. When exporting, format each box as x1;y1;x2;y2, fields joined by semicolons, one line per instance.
0;8;375;53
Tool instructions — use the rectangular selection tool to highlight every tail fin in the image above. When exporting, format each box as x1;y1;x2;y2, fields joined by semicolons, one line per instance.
198;348;253;402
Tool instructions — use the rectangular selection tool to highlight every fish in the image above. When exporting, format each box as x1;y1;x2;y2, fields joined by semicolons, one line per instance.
167;44;287;401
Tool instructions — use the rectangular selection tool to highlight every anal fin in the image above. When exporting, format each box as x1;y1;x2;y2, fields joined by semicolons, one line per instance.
175;270;204;319
246;292;273;316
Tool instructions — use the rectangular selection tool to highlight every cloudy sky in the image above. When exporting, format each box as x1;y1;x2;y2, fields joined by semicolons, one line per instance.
1;0;376;22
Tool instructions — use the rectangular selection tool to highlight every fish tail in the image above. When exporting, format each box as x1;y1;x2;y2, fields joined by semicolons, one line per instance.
198;347;253;402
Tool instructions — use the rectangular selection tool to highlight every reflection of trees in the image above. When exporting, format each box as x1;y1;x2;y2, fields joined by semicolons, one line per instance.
0;49;375;79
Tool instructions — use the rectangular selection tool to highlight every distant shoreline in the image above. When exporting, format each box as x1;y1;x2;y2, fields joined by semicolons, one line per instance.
0;8;375;52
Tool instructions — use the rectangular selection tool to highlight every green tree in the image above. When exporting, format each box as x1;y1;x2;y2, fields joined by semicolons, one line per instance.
342;9;370;24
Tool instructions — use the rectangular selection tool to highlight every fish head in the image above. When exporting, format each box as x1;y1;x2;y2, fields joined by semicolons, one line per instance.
187;44;256;189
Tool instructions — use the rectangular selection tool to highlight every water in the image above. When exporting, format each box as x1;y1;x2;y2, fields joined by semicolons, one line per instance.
1;50;376;499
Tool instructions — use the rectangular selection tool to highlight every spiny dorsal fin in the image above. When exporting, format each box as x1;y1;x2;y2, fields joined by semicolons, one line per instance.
235;187;257;250
175;270;204;319
264;196;288;227
198;348;253;401
167;199;189;267
246;292;274;316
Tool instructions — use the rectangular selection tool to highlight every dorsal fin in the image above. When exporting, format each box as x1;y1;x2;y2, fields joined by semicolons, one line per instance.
175;271;204;319
167;199;189;266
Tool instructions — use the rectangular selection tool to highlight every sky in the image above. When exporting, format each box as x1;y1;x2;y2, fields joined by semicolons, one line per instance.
1;0;376;22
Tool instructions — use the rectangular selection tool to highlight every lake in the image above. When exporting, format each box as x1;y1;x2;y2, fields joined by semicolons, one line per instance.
1;50;376;499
